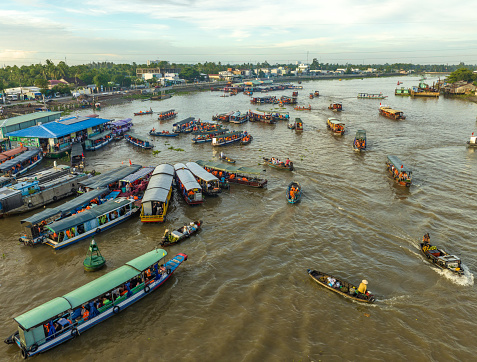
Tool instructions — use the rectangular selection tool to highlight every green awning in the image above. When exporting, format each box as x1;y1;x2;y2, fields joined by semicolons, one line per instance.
14;297;72;330
88;130;112;141
126;249;167;272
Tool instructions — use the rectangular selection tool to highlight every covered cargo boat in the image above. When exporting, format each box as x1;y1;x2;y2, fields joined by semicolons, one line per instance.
140;164;174;222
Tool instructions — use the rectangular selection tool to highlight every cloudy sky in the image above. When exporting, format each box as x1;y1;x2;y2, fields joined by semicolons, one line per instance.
1;0;477;66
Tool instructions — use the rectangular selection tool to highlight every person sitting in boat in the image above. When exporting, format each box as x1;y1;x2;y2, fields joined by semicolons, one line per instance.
357;280;368;295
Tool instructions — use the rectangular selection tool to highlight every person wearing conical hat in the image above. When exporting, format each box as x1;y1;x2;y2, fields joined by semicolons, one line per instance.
357;280;368;294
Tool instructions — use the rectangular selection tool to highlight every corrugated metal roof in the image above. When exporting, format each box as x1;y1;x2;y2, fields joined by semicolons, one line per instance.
175;168;200;191
0;149;41;172
6;117;110;139
14;297;72;330
120;167;154;183
186;162;218;182
79;165;142;189
0;111;62;128
152;164;174;177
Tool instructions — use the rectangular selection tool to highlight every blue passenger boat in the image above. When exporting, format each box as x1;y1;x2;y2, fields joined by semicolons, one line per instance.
43;197;141;249
125;132;154;149
0;148;42;177
4;249;188;358
84;130;113;151
211;131;245;147
172;117;196;133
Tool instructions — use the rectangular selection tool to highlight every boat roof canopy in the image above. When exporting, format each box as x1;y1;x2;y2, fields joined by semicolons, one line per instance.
0;149;41;172
174;167;201;191
158;109;175;115
173;117;195;126
14;249;167;330
88;130;112;141
46;198;132;232
21;187;109;226
125;132;148;142
71;143;84;158
142;168;174;203
120;167;153;183
355;130;366;138
380;107;402;114
186;162;218;182
0;146;28;162
387;155;411;172
195;160;262;175
79;165;141;189
152;164;175;177
213;131;243;138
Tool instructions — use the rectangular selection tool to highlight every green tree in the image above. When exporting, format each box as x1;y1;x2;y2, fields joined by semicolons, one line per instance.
34;78;49;89
447;68;476;83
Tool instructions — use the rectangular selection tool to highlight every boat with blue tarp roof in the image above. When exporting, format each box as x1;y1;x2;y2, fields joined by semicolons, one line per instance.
4;249;187;358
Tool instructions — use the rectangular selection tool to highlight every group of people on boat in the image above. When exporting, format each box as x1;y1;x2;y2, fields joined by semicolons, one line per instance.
158;111;176;120
289;185;299;200
241;134;252;144
389;164;410;182
294;105;312;110
151;128;171;135
270;157;291;167
354;138;365;149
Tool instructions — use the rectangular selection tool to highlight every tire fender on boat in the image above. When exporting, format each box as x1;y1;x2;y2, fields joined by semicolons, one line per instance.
71;328;79;337
144;285;150;293
53;196;57;201
30;344;38;353
166;268;171;275
113;306;120;314
96;228;101;233
27;203;33;208
21;348;28;359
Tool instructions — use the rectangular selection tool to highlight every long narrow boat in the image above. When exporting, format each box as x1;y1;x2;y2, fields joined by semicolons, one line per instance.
240;134;253;145
379;106;406;120
186;161;221;196
134;110;153;116
19;187;111;245
327;118;345;135
161;220;202;246
386;155;412;186
353;130;366;152
211;131;245;147
4;249;187;358
196;160;267;188
0;148;43;177
0;146;28;165
294;105;311;111
70;143;85;170
357;93;387;99
191;128;228;144
419;238;464;275
286;181;301;204
172;117;196;133
219;154;235;164
263;157;294;171
125;132;154;149
84;131;113;151
42;197;141;249
174;163;203;205
140;164;174;222
149;130;179;137
229;111;248;124
307;270;375;303
157;109;177;121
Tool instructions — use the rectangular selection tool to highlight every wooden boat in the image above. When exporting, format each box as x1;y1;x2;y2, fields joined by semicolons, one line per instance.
191;129;229;144
295;118;303;131
186;161;221;196
419;237;463;275
379;106;406;120
328;103;342;112
307;269;375;303
353;130;366;152
219;154;236;164
140;164;174;223
386;155;412;187
196;160;267;188
70;143;85;171
286;181;301;204
125;133;154;149
229;111;248;124
212;131;245;147
240;134;253;145
249;111;276;124
287;123;295;130
172;117;196;133
134;110;153;116
149;130;178;137
174;163;203;205
160;220;202;246
0;146;28;165
357;93;387;99
109;119;133;139
157;109;177;121
271;111;290;121
327;118;345;135
294;105;311;111
4;249;187;358
83;239;106;272
263;157;294;171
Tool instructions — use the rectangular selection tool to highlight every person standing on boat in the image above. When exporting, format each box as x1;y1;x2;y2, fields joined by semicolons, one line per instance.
357;280;368;295
423;233;430;245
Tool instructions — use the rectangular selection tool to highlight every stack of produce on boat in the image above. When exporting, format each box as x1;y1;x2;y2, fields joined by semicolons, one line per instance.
19;187;111;245
419;233;464;275
294;105;311;111
286;181;301;204
357;93;387;99
191;128;229;144
0;165;87;217
294;118;303;131
307;270;375;303
386;155;412;186
4;249;187;358
134;108;153;116
309;93;314;99
172;117;197;133
196;160;268;188
353;130;367;151
83;239;106;272
379;106;406;120
0;148;42;177
157;109;177;121
327;118;345;135
186;161;221;196
125;132;154;149
212;131;247;146
42;197;141;249
149;128;178;137
161;220;202;246
174;163;203;205
140;164;175;223
328;103;343;112
248;111;276;124
263;157;294;171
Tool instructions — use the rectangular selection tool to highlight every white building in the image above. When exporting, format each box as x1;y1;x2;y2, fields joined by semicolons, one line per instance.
296;64;310;74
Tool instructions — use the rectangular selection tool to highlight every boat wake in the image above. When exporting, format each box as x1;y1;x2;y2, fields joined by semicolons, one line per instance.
434;264;474;286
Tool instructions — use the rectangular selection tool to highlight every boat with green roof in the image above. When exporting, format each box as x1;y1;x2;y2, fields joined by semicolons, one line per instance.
4;249;188;358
